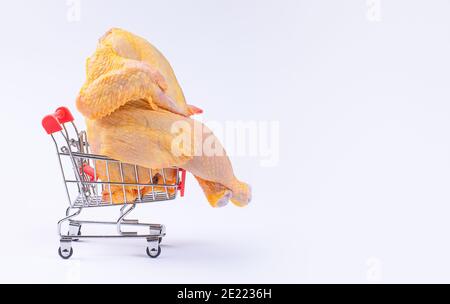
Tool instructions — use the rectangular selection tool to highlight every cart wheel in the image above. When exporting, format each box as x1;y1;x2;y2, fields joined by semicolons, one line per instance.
146;246;161;258
58;247;73;259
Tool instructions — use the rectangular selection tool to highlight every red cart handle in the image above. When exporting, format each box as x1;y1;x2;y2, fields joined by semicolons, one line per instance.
178;169;187;197
42;107;75;134
42;115;62;134
54;107;74;124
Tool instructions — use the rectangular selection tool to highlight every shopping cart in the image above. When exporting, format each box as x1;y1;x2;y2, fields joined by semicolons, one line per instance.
42;107;187;259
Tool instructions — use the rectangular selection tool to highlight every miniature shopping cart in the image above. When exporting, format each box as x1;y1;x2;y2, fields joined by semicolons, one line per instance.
42;107;186;259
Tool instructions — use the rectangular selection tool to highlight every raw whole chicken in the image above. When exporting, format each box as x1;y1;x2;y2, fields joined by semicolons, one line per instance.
77;28;251;207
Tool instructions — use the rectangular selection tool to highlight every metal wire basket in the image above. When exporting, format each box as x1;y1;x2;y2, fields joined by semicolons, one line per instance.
42;107;186;259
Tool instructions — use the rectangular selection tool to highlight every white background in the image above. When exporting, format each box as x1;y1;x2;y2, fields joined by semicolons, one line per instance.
0;0;450;283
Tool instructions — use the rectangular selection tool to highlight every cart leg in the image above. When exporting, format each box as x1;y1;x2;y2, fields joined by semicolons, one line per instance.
119;205;139;224
68;222;82;241
149;224;165;244
117;204;139;235
159;225;166;244
159;225;166;236
59;239;73;259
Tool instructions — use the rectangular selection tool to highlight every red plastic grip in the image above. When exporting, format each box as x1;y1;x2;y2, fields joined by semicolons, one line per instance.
82;164;98;181
178;169;187;197
54;107;74;124
42;106;75;135
42;115;63;134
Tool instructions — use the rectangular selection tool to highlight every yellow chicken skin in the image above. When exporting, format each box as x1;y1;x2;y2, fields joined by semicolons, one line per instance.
95;161;178;204
77;28;251;207
86;104;251;207
77;28;202;120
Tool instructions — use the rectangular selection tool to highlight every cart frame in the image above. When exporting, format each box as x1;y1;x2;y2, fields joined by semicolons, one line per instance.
42;107;186;259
